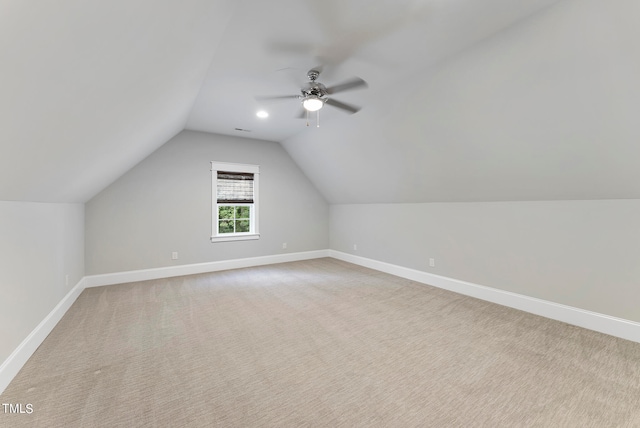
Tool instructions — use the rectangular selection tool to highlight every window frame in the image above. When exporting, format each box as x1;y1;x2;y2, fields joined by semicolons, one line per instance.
211;161;260;243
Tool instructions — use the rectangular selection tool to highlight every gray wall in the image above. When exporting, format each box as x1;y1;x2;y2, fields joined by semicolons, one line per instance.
0;201;84;364
85;130;329;274
330;200;640;322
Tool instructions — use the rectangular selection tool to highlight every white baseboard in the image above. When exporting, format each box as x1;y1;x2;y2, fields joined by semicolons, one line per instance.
0;278;86;395
329;250;640;344
84;250;331;288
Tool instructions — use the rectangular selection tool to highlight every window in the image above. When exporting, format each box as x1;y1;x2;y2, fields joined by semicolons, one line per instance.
211;162;259;242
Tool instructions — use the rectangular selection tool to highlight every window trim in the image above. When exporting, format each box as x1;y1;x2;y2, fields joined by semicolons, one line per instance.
211;161;260;243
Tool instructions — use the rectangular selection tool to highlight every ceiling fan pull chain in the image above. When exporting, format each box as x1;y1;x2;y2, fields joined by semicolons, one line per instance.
317;110;320;128
306;109;310;127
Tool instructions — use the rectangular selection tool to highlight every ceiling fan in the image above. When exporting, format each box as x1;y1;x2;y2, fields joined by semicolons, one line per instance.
257;68;368;126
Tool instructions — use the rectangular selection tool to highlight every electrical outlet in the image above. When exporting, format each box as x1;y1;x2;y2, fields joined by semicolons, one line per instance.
429;258;435;267
353;244;357;251
172;252;178;260
282;242;287;249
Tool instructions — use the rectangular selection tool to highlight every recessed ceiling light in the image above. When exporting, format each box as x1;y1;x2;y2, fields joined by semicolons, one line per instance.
256;110;269;118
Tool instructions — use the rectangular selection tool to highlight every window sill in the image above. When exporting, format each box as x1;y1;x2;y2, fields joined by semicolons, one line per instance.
210;234;260;243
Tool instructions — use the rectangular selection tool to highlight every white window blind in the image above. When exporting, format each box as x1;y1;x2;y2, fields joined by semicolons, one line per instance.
217;171;254;203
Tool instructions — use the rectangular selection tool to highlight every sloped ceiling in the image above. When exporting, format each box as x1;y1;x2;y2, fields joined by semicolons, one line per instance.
0;0;235;202
4;0;639;204
280;0;640;203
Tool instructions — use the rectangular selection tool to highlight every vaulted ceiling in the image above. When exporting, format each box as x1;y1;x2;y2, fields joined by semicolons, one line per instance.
3;0;639;204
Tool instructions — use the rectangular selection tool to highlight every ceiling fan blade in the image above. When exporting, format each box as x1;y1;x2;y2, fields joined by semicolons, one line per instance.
325;77;368;94
264;40;314;55
255;95;300;101
325;98;361;114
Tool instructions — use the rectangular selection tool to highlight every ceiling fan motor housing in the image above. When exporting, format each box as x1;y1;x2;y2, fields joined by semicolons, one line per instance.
301;82;328;99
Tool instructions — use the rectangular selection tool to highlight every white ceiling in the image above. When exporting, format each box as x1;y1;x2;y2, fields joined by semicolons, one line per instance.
186;0;563;142
0;0;235;202
4;0;640;204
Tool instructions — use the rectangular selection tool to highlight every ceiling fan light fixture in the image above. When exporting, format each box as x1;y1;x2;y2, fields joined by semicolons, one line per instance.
302;96;324;112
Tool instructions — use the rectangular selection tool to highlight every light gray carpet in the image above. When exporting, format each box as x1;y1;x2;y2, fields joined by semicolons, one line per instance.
2;258;640;427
